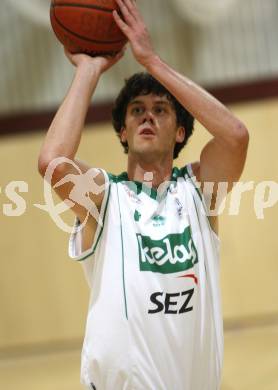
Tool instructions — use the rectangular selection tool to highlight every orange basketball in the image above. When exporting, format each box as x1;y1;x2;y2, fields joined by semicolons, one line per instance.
50;0;127;56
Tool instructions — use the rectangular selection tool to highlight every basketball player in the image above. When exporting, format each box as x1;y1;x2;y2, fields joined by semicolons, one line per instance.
38;0;249;388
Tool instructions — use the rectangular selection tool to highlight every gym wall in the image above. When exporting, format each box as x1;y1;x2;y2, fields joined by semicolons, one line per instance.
0;97;277;351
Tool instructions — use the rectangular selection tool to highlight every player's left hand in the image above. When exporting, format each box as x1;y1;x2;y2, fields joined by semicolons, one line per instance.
64;47;126;74
113;0;158;68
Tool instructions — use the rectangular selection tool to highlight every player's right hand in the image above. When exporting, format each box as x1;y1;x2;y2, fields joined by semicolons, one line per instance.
64;47;126;74
113;0;157;68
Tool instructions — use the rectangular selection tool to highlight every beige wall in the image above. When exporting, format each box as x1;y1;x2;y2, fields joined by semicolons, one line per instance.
0;98;277;350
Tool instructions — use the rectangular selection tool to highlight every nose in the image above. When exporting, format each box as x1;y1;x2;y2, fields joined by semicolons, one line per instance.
142;109;155;124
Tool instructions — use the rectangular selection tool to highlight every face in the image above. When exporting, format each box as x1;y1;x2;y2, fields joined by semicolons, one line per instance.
120;94;185;161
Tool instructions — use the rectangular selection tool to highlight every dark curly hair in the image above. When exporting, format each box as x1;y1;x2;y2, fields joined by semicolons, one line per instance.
112;72;194;159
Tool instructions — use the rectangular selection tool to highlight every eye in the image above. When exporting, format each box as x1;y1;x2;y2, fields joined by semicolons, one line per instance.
154;106;166;115
131;106;144;115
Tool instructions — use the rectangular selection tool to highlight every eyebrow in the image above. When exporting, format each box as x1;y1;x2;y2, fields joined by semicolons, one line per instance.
128;99;171;106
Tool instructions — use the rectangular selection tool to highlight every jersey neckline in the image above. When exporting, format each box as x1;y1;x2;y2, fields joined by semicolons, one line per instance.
108;166;189;201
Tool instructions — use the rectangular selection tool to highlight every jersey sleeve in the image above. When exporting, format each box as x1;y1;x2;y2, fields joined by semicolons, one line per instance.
68;168;111;263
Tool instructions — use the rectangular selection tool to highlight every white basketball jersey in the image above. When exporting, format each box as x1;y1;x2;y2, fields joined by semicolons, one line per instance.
69;164;223;390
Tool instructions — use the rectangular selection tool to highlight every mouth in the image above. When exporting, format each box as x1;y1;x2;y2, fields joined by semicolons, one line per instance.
139;127;156;136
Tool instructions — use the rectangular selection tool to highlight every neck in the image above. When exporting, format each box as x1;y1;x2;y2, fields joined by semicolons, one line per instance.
127;153;174;189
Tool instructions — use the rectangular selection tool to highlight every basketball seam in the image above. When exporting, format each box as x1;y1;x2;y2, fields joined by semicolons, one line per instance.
51;2;115;14
52;8;126;45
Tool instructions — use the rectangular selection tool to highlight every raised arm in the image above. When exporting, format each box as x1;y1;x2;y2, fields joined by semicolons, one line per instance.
143;60;249;194
38;50;124;245
113;0;249;197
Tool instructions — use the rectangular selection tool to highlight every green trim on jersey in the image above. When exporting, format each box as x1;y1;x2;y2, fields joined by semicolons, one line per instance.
108;171;158;200
108;166;190;201
116;183;128;320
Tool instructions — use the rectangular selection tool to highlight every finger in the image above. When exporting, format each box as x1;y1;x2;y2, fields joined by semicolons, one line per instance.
63;47;74;62
110;46;126;60
115;0;136;25
113;10;132;38
117;45;127;56
64;47;70;56
107;49;125;67
123;0;140;20
64;47;77;60
115;48;126;61
123;0;142;24
109;45;126;59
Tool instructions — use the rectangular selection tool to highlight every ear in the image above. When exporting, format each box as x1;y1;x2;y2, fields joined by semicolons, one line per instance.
120;127;127;143
176;126;185;143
